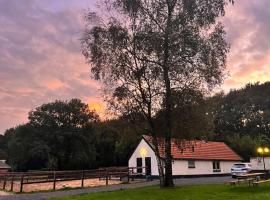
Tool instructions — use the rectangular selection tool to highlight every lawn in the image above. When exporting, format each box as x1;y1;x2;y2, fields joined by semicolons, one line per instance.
50;184;270;200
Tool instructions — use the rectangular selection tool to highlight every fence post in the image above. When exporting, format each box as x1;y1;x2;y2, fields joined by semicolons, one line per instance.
119;168;122;181
105;168;109;186
81;170;84;188
20;174;24;193
3;175;6;190
132;167;135;181
127;168;130;183
10;175;14;191
53;171;56;190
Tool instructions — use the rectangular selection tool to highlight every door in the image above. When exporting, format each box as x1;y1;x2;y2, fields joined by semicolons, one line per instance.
145;157;152;175
137;158;142;173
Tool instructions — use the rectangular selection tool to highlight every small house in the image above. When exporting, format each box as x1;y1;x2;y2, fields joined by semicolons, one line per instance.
129;135;242;177
250;157;270;171
0;160;11;173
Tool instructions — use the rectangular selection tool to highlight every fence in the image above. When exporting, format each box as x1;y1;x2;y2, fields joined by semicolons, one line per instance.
0;167;146;193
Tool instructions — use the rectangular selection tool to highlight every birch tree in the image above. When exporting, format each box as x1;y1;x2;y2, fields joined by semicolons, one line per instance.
82;0;234;187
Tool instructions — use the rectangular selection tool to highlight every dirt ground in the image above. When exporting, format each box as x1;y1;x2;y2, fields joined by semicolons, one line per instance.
2;178;121;193
0;191;11;195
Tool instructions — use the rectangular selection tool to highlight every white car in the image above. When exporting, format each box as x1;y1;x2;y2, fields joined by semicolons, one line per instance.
231;163;252;178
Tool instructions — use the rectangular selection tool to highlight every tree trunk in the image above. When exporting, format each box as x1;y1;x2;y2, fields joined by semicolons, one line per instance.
148;119;165;186
152;135;165;186
162;0;174;187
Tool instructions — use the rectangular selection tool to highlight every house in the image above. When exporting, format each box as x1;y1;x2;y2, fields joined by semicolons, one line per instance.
129;135;242;177
0;160;11;173
250;157;270;171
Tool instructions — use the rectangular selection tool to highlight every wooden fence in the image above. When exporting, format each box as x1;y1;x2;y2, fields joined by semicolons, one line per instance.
0;167;146;193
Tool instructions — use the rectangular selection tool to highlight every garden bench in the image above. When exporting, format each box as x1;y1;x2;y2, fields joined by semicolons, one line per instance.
229;178;255;186
253;179;270;186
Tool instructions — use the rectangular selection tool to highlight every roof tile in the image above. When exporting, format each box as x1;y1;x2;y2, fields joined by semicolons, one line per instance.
143;135;242;161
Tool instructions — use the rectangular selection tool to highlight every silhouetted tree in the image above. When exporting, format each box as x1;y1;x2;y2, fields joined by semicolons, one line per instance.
7;99;99;171
82;0;233;186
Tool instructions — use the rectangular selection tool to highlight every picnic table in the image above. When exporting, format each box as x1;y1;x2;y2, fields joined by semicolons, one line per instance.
236;172;265;179
230;173;265;186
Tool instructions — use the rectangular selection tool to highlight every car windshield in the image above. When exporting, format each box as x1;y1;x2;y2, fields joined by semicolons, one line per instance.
233;164;246;168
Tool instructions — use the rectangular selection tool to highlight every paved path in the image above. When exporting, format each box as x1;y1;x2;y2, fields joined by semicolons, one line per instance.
0;176;231;200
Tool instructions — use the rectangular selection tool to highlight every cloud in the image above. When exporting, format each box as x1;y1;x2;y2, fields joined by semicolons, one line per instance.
0;0;270;133
0;0;102;133
223;0;270;90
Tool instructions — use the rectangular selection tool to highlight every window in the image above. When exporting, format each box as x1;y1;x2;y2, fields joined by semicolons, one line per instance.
145;157;152;175
137;158;142;173
213;161;221;172
188;160;195;168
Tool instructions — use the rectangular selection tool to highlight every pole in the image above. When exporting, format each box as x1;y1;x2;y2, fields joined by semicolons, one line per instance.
10;175;14;192
263;156;266;172
3;175;6;190
20;174;24;193
53;171;56;190
106;168;109;186
81;170;84;188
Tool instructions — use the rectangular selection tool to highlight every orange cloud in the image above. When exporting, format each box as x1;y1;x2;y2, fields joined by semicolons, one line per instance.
87;100;107;118
45;79;66;90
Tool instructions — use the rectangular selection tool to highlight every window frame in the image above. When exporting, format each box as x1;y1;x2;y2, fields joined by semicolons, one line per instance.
188;160;196;169
213;161;221;172
136;157;143;173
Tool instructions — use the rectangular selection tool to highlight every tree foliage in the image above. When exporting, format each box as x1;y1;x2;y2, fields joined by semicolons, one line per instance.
5;99;99;171
1;82;270;170
214;82;270;139
0;99;143;171
82;0;233;186
210;82;270;160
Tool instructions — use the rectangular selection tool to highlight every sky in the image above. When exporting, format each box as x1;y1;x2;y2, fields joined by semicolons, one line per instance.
0;0;270;134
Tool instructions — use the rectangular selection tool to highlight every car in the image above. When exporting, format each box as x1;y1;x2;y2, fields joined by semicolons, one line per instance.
231;163;252;178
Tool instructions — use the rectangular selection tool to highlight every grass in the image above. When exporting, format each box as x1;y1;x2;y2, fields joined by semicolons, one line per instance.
50;183;270;200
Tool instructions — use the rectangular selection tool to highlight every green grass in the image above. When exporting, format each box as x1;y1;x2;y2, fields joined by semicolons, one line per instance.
50;184;270;200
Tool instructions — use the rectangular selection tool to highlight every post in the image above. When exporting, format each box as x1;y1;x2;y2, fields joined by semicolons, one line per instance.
119;168;122;181
53;171;56;190
132;167;135;181
106;168;109;186
263;156;266;172
10;175;14;192
127;168;130;183
3;175;6;190
20;174;24;193
81;170;84;188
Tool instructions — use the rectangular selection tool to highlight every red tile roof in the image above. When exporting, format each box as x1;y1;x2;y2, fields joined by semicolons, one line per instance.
143;135;242;161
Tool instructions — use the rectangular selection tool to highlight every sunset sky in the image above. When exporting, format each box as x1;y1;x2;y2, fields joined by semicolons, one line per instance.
0;0;270;134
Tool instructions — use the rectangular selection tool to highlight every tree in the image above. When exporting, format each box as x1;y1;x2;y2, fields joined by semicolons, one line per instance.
82;0;233;187
214;82;270;140
8;99;99;171
210;82;270;159
155;89;215;140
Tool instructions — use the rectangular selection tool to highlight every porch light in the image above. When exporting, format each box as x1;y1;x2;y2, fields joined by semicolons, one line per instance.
257;147;263;154
257;146;270;172
257;147;269;154
140;148;147;157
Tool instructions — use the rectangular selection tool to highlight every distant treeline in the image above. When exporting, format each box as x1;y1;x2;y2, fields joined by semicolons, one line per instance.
1;82;270;171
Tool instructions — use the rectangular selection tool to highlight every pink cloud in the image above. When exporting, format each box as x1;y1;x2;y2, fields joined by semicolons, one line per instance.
222;0;270;91
1;0;270;133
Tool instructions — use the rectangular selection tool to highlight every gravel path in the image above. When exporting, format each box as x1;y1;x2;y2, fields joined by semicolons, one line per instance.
0;176;231;200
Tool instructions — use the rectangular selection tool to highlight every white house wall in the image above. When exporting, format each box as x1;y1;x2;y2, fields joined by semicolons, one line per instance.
128;139;159;176
129;139;238;176
172;160;236;175
250;157;270;170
